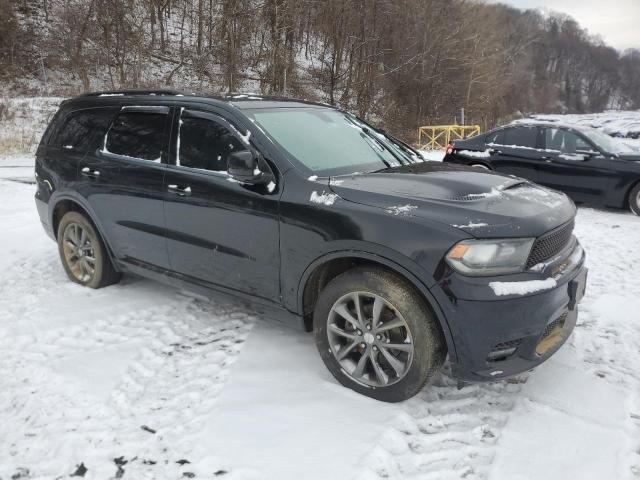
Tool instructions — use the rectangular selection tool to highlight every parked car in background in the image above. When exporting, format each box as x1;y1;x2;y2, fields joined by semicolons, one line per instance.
36;91;587;401
443;122;640;215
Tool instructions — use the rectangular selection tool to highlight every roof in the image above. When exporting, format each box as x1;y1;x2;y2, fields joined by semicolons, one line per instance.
74;89;332;110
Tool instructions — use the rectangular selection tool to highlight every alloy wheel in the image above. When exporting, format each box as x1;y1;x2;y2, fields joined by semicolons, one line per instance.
327;291;414;387
62;223;96;283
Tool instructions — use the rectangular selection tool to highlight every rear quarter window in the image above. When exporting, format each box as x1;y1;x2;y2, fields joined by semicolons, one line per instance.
50;107;118;153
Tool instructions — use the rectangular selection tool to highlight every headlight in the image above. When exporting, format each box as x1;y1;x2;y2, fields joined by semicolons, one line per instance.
446;238;535;276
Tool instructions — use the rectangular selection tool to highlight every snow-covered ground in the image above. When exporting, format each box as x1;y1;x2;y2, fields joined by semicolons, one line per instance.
1;155;639;480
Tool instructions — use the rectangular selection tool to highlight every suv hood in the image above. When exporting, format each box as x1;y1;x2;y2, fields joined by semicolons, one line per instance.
329;163;576;238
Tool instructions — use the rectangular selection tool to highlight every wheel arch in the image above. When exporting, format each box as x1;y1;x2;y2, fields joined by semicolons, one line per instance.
50;193;119;268
298;251;458;363
625;179;640;209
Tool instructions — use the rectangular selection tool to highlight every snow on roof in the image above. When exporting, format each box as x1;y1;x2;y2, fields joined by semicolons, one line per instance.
514;111;640;140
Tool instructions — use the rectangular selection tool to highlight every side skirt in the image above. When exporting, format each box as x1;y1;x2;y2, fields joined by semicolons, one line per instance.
118;257;305;330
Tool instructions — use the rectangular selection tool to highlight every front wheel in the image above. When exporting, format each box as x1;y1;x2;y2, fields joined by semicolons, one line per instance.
313;267;446;402
629;183;640;216
57;211;122;288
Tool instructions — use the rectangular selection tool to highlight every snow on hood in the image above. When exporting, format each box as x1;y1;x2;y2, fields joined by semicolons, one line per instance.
329;164;576;238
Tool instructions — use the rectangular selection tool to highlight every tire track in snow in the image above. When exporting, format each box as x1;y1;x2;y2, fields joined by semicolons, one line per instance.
0;248;256;479
356;373;524;480
572;208;640;477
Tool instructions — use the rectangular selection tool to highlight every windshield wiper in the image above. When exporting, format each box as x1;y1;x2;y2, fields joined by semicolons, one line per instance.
360;125;408;169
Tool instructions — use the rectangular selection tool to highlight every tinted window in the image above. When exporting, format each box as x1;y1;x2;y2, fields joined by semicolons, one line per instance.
105;110;167;161
53;108;117;152
178;114;247;172
503;127;538;149
486;130;504;145
544;128;592;153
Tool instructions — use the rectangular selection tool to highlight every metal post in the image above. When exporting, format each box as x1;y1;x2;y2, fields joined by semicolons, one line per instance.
461;108;465;126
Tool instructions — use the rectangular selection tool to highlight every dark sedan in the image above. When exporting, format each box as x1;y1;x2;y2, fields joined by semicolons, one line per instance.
444;122;640;215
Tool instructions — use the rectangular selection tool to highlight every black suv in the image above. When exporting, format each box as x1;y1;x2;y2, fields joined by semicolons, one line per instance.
443;122;640;215
35;91;587;402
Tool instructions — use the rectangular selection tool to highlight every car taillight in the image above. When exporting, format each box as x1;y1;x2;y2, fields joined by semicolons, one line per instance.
446;143;454;155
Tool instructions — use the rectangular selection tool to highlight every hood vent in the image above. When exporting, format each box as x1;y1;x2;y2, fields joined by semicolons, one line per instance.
449;181;528;202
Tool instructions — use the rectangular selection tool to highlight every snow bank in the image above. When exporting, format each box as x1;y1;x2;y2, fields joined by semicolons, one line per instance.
0;97;63;154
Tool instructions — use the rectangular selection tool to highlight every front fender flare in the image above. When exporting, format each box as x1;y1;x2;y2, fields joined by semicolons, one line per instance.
296;248;458;364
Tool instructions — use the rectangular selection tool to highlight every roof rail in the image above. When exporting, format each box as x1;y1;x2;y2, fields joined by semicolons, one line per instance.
80;89;190;97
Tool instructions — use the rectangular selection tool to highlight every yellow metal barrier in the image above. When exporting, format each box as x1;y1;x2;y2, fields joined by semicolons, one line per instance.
417;125;481;149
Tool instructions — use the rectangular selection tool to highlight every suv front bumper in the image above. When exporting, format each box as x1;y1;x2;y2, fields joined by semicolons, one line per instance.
433;242;587;382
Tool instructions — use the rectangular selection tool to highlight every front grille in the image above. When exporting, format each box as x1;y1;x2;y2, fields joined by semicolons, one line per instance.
526;220;575;269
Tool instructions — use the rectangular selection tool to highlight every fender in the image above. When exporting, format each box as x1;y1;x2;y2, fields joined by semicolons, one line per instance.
48;190;120;268
296;248;459;364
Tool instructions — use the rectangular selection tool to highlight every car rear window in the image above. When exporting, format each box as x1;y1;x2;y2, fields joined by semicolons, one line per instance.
105;109;168;161
52;108;118;153
503;127;538;149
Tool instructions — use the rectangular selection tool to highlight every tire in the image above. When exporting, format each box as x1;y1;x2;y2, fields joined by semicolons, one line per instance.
313;267;446;402
470;163;490;170
57;211;122;288
629;183;640;216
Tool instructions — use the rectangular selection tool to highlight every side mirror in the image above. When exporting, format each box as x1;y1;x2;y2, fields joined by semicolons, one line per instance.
227;150;271;184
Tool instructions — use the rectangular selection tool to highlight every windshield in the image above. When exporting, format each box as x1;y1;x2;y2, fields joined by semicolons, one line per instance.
245;107;421;175
579;127;635;155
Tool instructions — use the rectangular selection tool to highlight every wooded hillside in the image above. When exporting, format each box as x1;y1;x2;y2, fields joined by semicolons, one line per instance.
2;0;639;138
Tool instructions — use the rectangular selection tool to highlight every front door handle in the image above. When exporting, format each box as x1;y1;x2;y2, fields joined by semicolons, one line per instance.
541;156;553;162
167;184;192;196
80;166;101;178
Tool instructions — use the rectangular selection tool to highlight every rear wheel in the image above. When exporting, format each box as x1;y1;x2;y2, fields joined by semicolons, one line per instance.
57;211;121;288
629;183;640;216
470;163;490;170
313;267;446;402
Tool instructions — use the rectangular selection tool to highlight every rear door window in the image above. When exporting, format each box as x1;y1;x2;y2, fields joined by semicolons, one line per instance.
177;111;247;172
503;127;538;149
105;107;169;161
53;108;118;153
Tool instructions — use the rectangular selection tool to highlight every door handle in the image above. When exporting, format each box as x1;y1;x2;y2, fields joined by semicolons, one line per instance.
167;184;192;196
541;156;552;162
80;166;101;178
489;149;503;155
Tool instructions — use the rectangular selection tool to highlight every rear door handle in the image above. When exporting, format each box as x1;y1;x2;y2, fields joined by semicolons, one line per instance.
167;184;192;196
80;166;101;178
541;156;553;162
